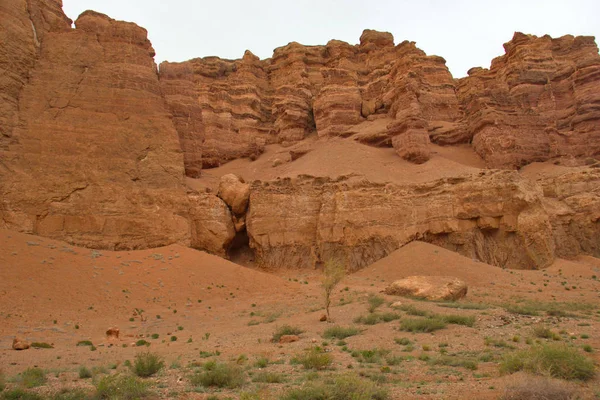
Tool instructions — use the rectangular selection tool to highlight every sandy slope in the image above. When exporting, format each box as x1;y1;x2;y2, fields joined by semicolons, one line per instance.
1;229;599;399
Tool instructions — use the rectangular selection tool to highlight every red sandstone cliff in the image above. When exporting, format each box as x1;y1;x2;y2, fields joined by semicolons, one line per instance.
0;1;598;269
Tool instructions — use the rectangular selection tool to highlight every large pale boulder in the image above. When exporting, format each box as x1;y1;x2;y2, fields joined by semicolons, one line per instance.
384;276;468;301
217;174;251;216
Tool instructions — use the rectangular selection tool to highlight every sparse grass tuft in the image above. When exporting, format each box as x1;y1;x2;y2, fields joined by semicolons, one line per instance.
76;341;93;347
95;374;150;399
367;294;385;313
441;314;475;327
532;325;560;340
189;361;245;388
78;366;92;379
19;368;46;388
322;326;360;339
0;389;44;400
429;355;478;370
272;325;304;343
280;373;389;400
132;351;165;377
30;342;53;349
501;373;578;400
251;372;286;383
437;302;490;310
396;304;428;316
0;370;5;392
399;317;447;333
50;388;92;400
500;344;595;381
351;348;390;364
292;347;333;370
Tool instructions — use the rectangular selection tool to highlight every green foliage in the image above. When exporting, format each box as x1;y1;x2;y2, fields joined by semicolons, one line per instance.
50;389;91;400
429;355;478;370
399;317;447;333
135;339;150;347
30;342;53;349
0;389;44;400
95;374;150;399
76;341;93;347
396;304;429;316
437;302;490;310
367;295;385;313
441;314;475;327
394;338;411;346
351;348;390;364
132;352;165;377
280;373;389;400
500;344;595;381
189;361;245;388
251;372;285;383
78;366;92;379
19;368;46;389
532;325;560;340
272;325;304;342
354;312;401;325
293;347;333;370
322;259;345;320
322;326;360;340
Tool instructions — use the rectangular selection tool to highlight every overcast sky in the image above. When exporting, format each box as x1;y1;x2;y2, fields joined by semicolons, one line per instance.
62;0;599;78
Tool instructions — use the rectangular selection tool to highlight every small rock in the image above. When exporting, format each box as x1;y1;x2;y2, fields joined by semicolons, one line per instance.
319;314;328;322
12;337;30;350
279;335;300;344
106;327;120;340
385;276;468;301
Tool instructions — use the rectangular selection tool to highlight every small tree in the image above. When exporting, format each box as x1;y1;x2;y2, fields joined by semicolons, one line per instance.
322;259;345;322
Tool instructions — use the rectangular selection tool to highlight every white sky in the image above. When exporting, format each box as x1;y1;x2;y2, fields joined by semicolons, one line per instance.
62;0;599;78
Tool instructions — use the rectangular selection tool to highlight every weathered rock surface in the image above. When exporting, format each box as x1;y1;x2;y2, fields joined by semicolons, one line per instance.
217;174;251;216
458;33;600;169
246;172;555;270
384;276;468;301
12;337;30;350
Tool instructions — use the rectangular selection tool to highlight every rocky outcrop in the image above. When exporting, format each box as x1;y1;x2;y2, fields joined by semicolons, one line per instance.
0;9;233;252
246;172;555;270
537;168;600;258
458;33;600;169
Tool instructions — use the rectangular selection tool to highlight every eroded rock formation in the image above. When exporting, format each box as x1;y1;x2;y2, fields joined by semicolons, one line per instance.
0;1;598;271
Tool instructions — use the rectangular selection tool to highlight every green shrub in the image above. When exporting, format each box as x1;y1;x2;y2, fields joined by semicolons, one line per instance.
272;325;304;342
351;348;390;364
441;314;475;327
394;338;411;346
293;347;333;370
532;325;558;339
50;389;91;400
253;357;269;368
251;372;285;383
189;361;245;388
354;312;400;325
367;295;385;313
132;352;164;377
0;389;44;400
500;374;578;400
322;326;360;340
280;373;388;400
437;302;490;310
30;342;53;349
19;368;46;388
500;344;595;381
0;370;5;392
399;317;446;333
76;341;93;347
397;304;429;316
429;355;477;370
135;340;150;347
95;374;150;399
78;366;92;379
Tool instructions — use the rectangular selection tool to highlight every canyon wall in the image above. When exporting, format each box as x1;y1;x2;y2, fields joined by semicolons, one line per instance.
0;1;598;269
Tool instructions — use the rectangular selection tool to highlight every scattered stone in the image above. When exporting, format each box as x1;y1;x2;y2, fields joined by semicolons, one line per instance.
384;276;468;301
279;335;300;344
106;327;120;340
319;314;328;322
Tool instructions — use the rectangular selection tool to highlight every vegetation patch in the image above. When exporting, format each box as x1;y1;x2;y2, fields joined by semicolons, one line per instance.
500;344;595;381
132;351;165;377
272;325;304;342
18;368;46;389
280;373;389;400
399;317;447;333
95;374;150;399
30;342;53;349
292;347;333;370
322;326;360;340
500;374;578;400
189;361;245;388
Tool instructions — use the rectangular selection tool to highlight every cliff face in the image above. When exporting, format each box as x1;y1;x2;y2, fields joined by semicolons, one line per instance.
0;1;598;269
0;8;230;253
459;33;600;169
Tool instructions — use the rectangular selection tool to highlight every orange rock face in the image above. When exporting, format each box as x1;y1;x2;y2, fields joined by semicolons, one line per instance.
457;33;600;169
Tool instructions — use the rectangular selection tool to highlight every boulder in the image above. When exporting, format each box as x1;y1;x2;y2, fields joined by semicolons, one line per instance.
217;174;251;216
106;327;120;340
384;276;468;301
279;335;300;344
12;337;30;350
